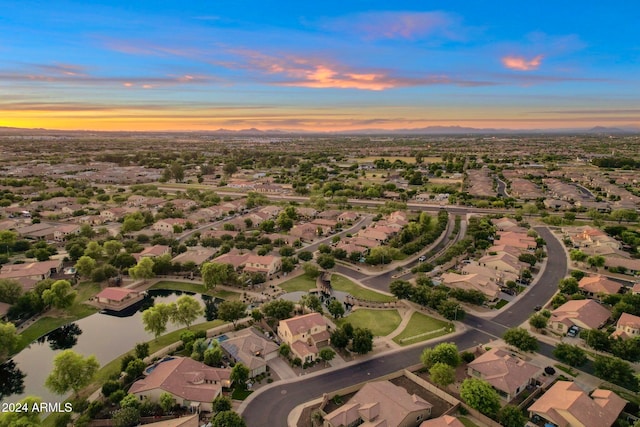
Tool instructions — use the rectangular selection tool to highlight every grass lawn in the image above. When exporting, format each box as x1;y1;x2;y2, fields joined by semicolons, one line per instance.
492;299;509;310
231;388;253;400
336;309;401;337
279;275;317;292
459;416;480;427
15;282;101;354
331;274;395;302
150;281;240;300
392;312;452;346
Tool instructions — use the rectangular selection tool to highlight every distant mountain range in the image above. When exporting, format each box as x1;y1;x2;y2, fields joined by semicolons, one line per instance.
1;125;639;136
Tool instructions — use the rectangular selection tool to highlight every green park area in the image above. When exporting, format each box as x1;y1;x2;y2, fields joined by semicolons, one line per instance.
331;274;395;302
392;312;452;346
16;282;101;353
336;309;401;337
150;281;240;300
278;274;317;293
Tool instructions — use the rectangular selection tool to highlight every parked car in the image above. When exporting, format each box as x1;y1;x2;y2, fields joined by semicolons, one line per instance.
567;325;580;337
534;305;542;311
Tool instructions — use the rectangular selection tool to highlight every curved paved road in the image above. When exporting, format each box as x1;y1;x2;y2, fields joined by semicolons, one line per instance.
241;226;567;426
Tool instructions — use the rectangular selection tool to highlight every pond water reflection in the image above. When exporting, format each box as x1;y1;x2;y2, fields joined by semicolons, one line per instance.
1;290;218;406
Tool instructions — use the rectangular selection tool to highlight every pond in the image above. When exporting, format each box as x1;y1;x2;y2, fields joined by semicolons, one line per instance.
1;290;221;407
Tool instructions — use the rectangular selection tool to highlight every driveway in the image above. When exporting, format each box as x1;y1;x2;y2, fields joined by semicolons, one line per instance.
267;357;297;380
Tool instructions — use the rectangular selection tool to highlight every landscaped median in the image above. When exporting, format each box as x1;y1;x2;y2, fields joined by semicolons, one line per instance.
278;274;317;293
392;312;452;346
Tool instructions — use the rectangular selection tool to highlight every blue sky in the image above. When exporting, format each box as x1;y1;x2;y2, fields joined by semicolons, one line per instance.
1;0;638;131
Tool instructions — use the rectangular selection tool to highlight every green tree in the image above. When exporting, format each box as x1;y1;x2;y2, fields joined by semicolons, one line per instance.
135;342;150;360
142;303;173;340
302;262;320;278
217;300;247;327
593;355;639;390
503;328;538;352
120;393;141;409
0;396;42;427
583;329;611;352
212;411;246;427
128;257;155;282
211;395;232;413
42;279;76;309
498;405;527;427
298;251;313;262
0;321;18;362
559;277;579;295
429;362;455;388
261;299;294;320
351;327;374;354
125;358;146;380
171;295;203;329
316;254;335;269
460;378;501;417
103;239;123;257
529;313;548;330
0;279;23;304
390;280;414;300
201;262;237;290
159;392;175;414
45;349;100;397
327;299;345;319
300;294;323;313
75;255;97;278
204;345;224;366
569;249;587;262
170;161;185;182
587;255;605;269
279;343;291;358
83;241;104;260
230;363;250;390
319;348;335;365
553;343;587;367
420;342;461;368
112;407;140;427
330;326;349;349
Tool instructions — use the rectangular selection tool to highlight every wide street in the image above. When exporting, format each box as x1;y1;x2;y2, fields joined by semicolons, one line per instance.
241;224;568;426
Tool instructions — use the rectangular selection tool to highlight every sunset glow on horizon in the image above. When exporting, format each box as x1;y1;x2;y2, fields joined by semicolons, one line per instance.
1;1;639;132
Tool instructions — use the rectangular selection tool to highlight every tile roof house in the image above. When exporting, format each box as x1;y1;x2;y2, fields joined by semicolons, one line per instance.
323;380;433;427
153;218;187;233
278;313;330;363
578;275;622;298
135;245;171;260
420;415;465;427
219;328;279;377
243;255;282;277
171;246;216;266
0;260;63;288
528;381;626;427
95;287;145;311
611;312;640;340
141;414;199;427
440;272;501;301
478;252;526;275
467;348;542;401
604;256;640;275
550;300;611;334
129;357;231;413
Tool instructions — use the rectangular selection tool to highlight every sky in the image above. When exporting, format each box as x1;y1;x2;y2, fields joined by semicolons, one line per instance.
1;0;639;132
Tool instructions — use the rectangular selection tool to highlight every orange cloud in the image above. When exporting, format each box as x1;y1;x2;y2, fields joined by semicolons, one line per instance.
501;55;544;71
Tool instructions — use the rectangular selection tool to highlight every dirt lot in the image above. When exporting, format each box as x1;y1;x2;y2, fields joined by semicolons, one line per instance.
390;376;453;418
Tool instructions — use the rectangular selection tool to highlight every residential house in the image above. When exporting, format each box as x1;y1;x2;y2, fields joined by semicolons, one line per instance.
578;275;622;299
135;245;171;260
311;218;337;236
467;347;542;401
611;312;640;340
171;247;216;266
243;255;282;277
277;313;330;363
358;228;390;243
337;211;359;223
258;205;281;218
0;259;63;292
95;287;145;311
633;283;640;295
129;357;231;413
141;414;199;427
15;222;58;241
219;328;279;377
152;218;187;233
297;207;318;220
53;224;80;242
604;256;640;276
212;251;251;271
323;380;433;427
100;207;130;222
479;252;525;275
528;381;626;427
461;261;519;286
290;223;319;241
550;299;611;334
491;217;520;231
440;272;501;301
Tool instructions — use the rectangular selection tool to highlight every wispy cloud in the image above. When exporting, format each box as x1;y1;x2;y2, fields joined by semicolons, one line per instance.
316;11;468;41
222;50;493;90
501;55;544;71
